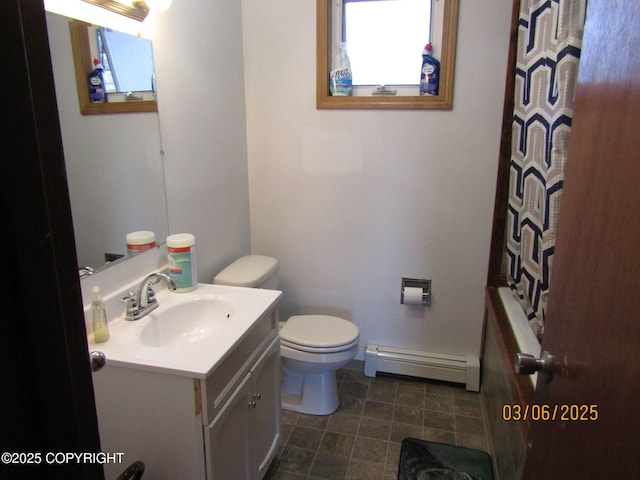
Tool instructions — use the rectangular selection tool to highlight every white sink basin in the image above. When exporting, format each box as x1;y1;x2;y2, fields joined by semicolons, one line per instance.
88;283;281;378
140;296;233;347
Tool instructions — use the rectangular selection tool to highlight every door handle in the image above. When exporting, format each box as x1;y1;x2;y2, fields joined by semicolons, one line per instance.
514;350;555;383
90;351;106;372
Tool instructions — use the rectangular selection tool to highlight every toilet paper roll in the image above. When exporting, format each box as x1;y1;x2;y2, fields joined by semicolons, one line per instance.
402;286;424;305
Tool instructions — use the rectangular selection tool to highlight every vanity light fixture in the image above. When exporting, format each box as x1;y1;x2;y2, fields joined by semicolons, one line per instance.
81;0;150;22
145;0;172;12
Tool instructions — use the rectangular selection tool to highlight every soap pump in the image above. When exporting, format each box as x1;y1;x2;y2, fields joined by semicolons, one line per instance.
91;286;110;343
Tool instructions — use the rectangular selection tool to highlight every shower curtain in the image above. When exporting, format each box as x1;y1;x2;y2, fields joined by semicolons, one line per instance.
506;0;586;339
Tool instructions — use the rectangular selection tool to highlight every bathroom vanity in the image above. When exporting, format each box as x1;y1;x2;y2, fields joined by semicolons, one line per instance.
90;284;282;480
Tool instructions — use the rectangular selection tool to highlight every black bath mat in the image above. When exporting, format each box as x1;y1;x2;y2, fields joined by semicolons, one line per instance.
398;438;493;480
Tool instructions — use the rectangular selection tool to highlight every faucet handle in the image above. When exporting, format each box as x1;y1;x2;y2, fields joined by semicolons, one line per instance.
121;290;135;300
121;291;137;308
121;291;140;321
146;285;157;304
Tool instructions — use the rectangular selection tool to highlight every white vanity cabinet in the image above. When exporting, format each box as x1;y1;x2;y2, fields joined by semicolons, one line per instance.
93;303;281;480
205;337;281;479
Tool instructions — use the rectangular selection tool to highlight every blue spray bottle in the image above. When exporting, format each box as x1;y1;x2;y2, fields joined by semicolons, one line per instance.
88;58;106;103
419;43;440;96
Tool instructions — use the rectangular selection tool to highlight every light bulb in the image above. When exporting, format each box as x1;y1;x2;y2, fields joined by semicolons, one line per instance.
145;0;171;11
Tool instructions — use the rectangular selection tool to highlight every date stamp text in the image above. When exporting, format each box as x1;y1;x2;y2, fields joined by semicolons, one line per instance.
502;404;598;421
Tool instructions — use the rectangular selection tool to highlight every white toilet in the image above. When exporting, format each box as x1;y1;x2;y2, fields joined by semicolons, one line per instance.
213;255;359;415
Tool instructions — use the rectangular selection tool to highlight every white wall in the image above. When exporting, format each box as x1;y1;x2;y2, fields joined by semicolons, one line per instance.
152;0;252;283
242;1;511;359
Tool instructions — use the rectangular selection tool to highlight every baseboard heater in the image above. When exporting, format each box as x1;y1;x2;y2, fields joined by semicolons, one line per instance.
364;344;480;392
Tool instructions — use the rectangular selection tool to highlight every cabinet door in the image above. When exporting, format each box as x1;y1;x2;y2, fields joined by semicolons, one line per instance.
250;337;282;478
206;373;252;480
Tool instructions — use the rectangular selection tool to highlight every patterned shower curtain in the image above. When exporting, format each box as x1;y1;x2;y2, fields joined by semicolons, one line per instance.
506;0;586;339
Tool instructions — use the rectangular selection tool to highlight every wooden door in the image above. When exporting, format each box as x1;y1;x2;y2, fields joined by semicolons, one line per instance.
523;1;640;477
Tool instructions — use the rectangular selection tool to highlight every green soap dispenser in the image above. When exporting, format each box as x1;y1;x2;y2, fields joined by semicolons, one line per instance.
91;286;110;343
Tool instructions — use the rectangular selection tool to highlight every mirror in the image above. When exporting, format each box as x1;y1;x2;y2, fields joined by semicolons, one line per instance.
316;0;459;109
46;11;169;270
68;20;159;115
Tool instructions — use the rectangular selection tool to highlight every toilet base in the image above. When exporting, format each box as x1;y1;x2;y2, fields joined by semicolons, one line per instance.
281;367;339;416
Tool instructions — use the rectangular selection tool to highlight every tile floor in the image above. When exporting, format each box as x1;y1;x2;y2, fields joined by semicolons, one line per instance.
264;361;490;480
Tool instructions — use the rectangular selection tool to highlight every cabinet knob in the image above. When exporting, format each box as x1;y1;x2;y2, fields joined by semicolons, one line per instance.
90;351;106;372
253;393;262;401
248;401;257;408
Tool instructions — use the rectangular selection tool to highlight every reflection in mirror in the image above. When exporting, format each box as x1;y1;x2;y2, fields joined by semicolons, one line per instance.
96;27;155;95
69;20;158;114
46;11;169;271
316;0;459;109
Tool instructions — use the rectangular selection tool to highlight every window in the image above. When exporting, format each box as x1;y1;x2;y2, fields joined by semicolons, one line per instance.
316;0;459;110
342;0;432;86
96;27;155;94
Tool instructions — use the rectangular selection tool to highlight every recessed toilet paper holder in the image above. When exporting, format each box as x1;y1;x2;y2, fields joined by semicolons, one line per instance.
401;277;431;306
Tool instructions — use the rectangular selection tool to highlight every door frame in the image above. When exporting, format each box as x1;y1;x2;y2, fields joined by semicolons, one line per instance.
1;1;103;479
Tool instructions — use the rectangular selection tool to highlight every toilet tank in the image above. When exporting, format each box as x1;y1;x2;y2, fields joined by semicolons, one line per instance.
213;255;279;289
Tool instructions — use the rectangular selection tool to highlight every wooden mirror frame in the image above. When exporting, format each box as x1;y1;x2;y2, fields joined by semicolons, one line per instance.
69;20;158;115
316;0;459;110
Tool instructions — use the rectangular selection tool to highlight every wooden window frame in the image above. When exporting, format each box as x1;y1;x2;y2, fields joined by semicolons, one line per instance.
316;0;459;110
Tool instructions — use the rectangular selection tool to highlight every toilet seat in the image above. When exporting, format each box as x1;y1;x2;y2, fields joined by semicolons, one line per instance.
280;315;359;353
280;337;360;354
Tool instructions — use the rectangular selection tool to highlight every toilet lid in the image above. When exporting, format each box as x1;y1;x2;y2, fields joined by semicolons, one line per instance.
280;315;359;349
213;255;278;287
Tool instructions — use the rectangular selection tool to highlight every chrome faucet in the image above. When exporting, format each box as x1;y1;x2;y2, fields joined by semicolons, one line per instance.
121;272;177;321
79;266;96;278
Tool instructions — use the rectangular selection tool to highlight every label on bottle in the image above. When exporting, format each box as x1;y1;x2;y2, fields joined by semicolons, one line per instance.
330;45;353;96
330;67;353;96
422;64;436;75
168;246;197;292
88;70;106;103
127;241;156;256
419;55;440;96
